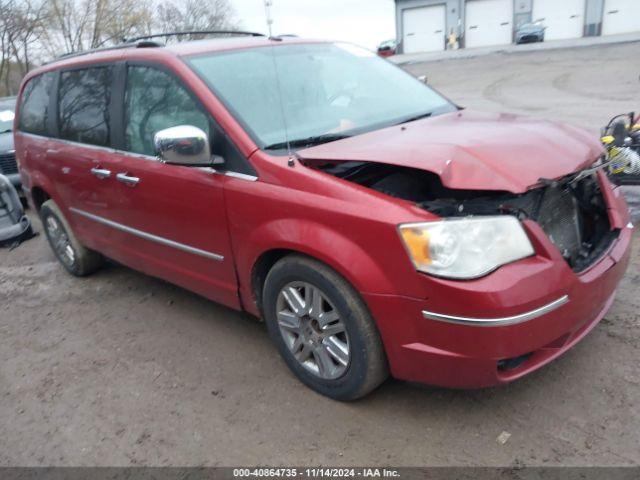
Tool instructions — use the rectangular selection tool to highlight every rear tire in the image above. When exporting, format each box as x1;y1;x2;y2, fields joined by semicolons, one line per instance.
40;200;104;276
263;255;388;400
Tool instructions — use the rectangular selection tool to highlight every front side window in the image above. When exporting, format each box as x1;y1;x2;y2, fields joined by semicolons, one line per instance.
58;67;112;146
18;73;54;135
125;66;209;157
187;43;456;150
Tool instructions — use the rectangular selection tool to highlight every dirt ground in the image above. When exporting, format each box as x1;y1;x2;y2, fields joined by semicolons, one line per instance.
1;42;639;467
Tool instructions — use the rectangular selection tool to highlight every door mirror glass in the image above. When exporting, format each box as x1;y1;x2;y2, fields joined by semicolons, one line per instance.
154;125;212;166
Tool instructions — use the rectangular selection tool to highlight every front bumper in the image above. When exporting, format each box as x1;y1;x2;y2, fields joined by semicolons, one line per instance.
516;34;543;43
364;216;633;389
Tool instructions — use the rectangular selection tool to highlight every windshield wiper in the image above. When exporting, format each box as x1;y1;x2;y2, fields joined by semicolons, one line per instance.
397;112;433;125
264;133;351;151
1;129;11;133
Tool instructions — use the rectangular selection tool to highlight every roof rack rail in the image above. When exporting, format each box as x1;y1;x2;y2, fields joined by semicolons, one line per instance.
123;30;266;43
50;30;265;64
53;40;160;62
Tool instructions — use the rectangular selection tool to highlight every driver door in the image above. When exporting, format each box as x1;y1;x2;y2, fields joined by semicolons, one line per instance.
99;63;239;308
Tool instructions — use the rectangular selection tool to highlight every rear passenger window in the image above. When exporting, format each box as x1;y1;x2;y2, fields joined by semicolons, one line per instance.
18;73;55;135
58;67;112;146
125;66;209;156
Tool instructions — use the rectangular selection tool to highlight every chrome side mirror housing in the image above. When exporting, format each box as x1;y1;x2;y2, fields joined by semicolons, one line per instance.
154;125;213;166
418;75;428;85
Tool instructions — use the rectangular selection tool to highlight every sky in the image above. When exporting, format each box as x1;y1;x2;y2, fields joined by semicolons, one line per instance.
231;0;397;50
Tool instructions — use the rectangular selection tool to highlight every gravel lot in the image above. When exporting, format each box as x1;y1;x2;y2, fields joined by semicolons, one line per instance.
1;41;639;467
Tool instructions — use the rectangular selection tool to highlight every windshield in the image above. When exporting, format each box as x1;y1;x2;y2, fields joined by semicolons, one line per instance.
0;99;15;132
188;43;456;150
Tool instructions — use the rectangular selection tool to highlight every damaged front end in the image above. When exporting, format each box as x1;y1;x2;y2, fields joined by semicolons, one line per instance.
317;161;618;274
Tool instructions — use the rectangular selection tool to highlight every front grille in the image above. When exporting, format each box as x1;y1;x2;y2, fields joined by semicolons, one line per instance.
0;152;18;175
520;35;539;43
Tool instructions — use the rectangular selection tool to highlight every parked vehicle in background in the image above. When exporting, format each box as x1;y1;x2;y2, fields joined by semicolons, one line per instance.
516;22;546;44
0;97;20;191
377;39;397;57
15;33;632;400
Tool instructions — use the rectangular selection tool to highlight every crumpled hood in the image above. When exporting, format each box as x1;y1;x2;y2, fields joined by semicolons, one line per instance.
298;110;604;194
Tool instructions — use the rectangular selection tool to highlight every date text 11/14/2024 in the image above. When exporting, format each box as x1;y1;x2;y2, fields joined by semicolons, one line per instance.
233;468;401;478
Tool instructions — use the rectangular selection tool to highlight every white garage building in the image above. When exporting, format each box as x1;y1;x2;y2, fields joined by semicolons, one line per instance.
395;0;640;54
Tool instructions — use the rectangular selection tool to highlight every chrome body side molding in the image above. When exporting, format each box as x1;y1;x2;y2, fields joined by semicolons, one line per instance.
69;207;224;262
422;295;570;327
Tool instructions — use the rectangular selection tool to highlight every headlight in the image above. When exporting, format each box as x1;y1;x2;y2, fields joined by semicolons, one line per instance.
398;216;534;279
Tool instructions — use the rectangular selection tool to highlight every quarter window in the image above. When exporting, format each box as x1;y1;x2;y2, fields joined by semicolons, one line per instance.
58;67;112;146
124;66;209;157
18;73;55;135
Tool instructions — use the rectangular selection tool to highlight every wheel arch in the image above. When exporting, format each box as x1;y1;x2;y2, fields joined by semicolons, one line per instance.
30;185;51;212
241;219;396;318
251;248;295;315
26;169;58;213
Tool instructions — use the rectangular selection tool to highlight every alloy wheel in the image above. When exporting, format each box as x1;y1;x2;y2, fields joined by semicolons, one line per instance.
46;215;76;268
275;281;350;380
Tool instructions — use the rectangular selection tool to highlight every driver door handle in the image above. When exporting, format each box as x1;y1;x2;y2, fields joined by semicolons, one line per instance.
90;167;111;179
116;172;140;186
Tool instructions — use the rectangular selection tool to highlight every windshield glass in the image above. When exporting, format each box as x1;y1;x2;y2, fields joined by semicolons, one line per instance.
188;43;456;150
0;99;15;132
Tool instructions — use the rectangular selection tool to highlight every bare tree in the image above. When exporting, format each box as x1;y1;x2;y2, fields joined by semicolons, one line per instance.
40;0;237;56
41;0;154;56
43;0;93;54
0;0;10;91
155;0;238;39
0;0;238;93
0;0;46;94
8;0;47;74
0;0;21;94
95;0;154;45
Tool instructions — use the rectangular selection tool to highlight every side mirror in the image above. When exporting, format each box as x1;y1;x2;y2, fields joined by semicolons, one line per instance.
418;75;428;84
154;125;214;166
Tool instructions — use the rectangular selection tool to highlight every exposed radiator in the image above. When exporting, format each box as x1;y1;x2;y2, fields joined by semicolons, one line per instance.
536;186;582;262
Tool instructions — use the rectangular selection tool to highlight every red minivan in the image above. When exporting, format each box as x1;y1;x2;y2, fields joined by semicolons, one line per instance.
15;34;633;400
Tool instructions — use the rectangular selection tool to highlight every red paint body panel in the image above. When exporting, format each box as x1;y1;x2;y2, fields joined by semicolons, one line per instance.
15;39;634;390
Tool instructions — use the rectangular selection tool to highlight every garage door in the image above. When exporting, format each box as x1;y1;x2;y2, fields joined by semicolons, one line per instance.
465;0;513;49
602;0;640;35
402;5;446;53
533;0;585;41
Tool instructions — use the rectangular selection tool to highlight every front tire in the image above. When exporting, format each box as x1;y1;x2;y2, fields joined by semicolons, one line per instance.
40;200;104;276
263;255;388;400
